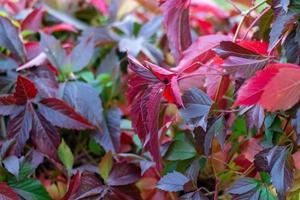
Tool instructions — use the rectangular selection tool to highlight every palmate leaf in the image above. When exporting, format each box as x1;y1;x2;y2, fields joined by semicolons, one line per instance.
4;75;93;160
106;163;141;186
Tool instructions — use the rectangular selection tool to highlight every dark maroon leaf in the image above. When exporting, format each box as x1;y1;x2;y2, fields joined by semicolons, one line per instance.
61;171;81;200
40;32;67;69
0;95;18;115
94;107;121;153
0;182;21;200
130;82;165;170
160;0;192;63
106;163;141;186
109;185;142;200
71;34;95;72
0;16;26;60
7;105;33;155
31;109;60;161
14;75;38;105
215;41;263;58
180;88;213;130
157;171;189;192
204;115;226;156
254;146;294;198
21;8;44;32
38;98;94;130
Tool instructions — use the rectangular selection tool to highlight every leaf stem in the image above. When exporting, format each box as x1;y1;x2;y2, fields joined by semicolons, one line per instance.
233;0;267;42
0;117;6;139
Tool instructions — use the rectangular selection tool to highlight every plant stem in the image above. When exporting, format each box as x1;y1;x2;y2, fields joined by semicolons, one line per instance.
0;117;6;139
233;0;267;42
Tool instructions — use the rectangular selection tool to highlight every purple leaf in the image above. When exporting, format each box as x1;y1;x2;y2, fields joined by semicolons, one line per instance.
38;98;94;130
157;171;189;192
180;88;213;130
254;146;294;198
107;163;141;186
3;155;20;177
40;32;67;69
7;105;33;155
60;81;103;129
31;109;60;161
71;34;95;72
94;107;121;153
204;115;226;156
269;12;298;51
0;16;26;60
180;191;208;200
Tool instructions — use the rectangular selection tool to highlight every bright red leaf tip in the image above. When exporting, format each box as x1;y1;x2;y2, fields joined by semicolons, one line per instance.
235;63;300;111
14;75;38;105
237;41;269;56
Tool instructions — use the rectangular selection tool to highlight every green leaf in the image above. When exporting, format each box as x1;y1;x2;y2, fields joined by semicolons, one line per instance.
9;179;51;200
165;140;197;161
58;139;74;171
99;151;113;181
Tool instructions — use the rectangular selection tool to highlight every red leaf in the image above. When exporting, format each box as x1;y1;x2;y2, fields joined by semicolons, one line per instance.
61;171;81;200
259;64;300;111
107;163;141;186
129;81;165;170
236;63;300;111
14;75;38;105
21;8;44;32
0;182;21;200
160;0;192;63
42;23;77;34
173;34;231;73
90;0;108;15
235;65;279;106
237;41;268;56
38;98;94;130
